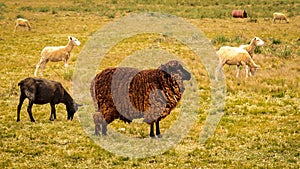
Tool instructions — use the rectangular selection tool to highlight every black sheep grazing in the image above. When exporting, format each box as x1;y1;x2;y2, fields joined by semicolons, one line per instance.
17;77;81;122
91;60;191;138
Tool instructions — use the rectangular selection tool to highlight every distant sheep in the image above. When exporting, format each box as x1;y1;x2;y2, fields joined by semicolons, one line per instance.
273;12;289;23
91;60;191;138
17;77;81;122
215;46;259;80
34;36;80;76
239;37;264;58
14;18;31;32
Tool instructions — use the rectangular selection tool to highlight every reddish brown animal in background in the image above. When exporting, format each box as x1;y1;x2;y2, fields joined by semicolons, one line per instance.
91;60;191;138
232;10;248;18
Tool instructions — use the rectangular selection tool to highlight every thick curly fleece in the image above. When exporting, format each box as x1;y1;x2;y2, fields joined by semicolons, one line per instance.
91;60;191;137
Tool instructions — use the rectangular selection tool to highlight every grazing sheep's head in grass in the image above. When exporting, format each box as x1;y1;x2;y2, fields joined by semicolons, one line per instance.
68;36;81;46
249;65;259;76
67;102;82;120
253;37;264;46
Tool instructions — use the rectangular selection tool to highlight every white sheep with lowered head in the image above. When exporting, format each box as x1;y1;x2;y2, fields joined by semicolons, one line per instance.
239;37;264;58
273;12;289;23
34;36;80;76
14;18;31;32
215;46;259;80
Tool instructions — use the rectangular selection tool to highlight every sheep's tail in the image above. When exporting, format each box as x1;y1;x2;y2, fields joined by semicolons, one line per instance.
90;76;98;111
18;79;25;87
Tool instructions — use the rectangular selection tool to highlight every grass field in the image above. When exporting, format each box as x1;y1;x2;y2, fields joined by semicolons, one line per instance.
0;0;299;168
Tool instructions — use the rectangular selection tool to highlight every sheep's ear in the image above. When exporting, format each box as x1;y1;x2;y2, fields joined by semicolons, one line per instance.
68;36;72;40
75;102;83;107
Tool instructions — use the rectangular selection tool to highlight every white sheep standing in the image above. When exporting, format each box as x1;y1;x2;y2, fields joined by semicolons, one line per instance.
215;46;259;81
239;37;264;58
14;18;31;32
273;12;289;23
34;36;80;76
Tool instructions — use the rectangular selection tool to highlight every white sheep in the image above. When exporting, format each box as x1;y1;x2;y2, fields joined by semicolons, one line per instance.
14;18;31;32
215;46;259;80
239;37;264;58
34;36;80;76
273;12;289;23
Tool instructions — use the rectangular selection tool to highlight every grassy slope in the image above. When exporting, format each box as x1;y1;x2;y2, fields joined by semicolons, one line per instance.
0;0;299;168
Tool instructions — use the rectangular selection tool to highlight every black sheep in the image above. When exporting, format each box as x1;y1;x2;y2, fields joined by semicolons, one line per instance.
91;60;191;138
17;77;81;122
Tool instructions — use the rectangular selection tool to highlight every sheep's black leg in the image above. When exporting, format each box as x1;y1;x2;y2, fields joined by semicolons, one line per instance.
27;101;35;122
17;93;26;122
150;124;155;138
50;103;56;121
155;121;162;138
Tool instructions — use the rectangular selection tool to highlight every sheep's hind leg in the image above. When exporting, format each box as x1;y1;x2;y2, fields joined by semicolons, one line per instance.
34;61;46;76
50;103;56;121
17;92;26;122
27;101;35;122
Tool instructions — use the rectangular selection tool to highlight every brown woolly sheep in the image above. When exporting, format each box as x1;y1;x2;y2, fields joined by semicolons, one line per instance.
17;77;81;122
91;60;191;138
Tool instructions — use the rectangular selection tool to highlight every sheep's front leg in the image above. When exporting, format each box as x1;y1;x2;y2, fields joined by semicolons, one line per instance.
155;121;162;138
236;66;240;78
27;101;35;122
50;103;56;121
64;59;69;74
17;93;26;122
245;66;249;78
150;123;155;138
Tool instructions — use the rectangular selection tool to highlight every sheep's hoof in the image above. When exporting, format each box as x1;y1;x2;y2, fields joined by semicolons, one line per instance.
31;119;35;122
156;134;162;138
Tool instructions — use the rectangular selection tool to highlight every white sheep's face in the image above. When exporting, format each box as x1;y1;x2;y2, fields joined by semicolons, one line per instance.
69;36;81;46
254;37;264;46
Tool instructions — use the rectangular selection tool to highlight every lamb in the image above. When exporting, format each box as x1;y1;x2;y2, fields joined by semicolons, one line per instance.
239;37;264;58
91;60;191;138
14;18;31;32
215;46;259;80
17;77;81;122
34;36;80;76
273;12;289;23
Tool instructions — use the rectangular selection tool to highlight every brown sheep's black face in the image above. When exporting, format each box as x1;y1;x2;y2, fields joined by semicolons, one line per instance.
159;60;191;81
